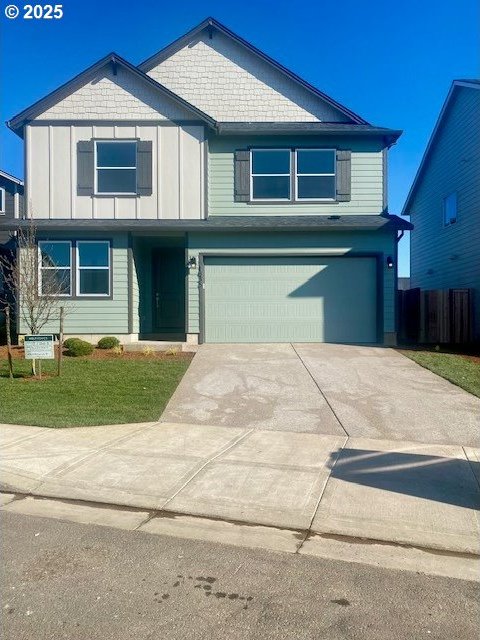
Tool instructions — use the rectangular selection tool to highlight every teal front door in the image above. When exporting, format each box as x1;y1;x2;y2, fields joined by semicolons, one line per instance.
152;249;186;335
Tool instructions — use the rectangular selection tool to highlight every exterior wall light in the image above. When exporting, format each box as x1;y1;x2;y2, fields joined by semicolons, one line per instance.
187;256;197;269
386;256;394;269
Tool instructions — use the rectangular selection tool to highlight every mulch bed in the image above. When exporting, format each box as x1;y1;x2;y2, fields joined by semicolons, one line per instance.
0;345;194;362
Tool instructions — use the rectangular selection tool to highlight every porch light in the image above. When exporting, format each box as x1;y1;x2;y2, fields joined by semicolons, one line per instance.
386;256;394;269
187;256;197;269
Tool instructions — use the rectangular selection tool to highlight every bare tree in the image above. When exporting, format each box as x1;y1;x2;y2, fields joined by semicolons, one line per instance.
0;219;71;374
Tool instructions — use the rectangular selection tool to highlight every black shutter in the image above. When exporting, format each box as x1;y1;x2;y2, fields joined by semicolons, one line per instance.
234;149;250;202
336;149;351;202
136;141;153;196
77;140;94;196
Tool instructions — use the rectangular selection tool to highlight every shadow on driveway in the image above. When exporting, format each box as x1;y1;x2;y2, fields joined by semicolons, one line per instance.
327;448;480;510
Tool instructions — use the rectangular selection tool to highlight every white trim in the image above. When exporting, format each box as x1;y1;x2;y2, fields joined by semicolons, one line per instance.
76;240;111;297
38;240;72;297
0;170;23;185
250;148;291;202
94;140;137;196
0;187;5;214
294;148;336;202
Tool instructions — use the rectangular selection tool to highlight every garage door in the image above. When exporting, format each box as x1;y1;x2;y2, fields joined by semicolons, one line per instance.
203;256;378;343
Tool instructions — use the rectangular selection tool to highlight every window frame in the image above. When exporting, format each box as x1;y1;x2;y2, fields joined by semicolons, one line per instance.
38;240;73;297
250;148;292;202
94;140;137;196
294;148;337;202
443;192;458;226
0;187;5;214
76;240;111;298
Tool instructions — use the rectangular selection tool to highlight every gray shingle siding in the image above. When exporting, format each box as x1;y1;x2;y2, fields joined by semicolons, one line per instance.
0;175;23;244
408;85;480;339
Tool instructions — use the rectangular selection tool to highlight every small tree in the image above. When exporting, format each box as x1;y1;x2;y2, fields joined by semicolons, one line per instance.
0;220;71;375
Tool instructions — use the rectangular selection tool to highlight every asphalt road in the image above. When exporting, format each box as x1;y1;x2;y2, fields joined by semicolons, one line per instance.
1;512;478;640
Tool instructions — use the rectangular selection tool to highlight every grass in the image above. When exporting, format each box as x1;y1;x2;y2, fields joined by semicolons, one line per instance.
401;350;480;398
0;356;191;427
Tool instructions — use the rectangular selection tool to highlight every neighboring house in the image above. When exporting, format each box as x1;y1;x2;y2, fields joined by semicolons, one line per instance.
0;170;24;245
0;170;24;315
2;17;411;345
402;79;480;341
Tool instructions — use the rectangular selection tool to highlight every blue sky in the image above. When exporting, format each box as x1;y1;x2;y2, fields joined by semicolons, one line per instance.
1;0;478;275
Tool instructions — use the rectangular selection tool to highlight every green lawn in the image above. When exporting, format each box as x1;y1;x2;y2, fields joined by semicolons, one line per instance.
0;356;191;427
401;350;480;398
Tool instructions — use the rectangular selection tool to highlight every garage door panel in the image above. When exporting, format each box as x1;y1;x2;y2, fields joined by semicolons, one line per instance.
204;256;377;343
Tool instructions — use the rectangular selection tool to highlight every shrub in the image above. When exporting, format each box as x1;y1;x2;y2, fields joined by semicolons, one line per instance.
63;337;78;350
97;336;120;350
65;338;94;357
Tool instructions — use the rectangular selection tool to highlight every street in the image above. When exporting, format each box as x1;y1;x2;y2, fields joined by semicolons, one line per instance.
1;511;478;640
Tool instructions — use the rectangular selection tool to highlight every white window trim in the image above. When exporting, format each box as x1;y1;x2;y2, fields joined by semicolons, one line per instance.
250;149;291;202
443;192;458;226
38;240;72;297
294;149;337;202
95;140;137;196
0;187;5;214
76;240;111;297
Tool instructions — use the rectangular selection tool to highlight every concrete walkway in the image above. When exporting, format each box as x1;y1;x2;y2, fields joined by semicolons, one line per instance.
162;344;480;446
1;422;479;555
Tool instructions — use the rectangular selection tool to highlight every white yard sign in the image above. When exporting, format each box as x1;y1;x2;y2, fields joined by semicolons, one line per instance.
24;335;55;360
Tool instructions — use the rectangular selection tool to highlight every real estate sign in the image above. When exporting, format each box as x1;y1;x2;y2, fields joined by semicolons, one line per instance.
24;335;55;360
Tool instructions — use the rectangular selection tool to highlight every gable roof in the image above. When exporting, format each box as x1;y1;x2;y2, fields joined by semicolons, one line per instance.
402;79;480;215
7;53;216;136
0;169;23;185
139;17;369;125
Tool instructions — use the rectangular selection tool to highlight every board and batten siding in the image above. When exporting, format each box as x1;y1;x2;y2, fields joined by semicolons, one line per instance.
208;136;385;215
408;86;480;337
19;233;131;336
186;230;396;339
26;122;206;220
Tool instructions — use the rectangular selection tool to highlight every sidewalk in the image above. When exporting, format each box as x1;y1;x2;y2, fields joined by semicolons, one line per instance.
1;421;479;555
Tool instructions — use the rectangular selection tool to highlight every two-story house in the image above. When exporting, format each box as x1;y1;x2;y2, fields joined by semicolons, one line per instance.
402;79;480;342
3;17;411;345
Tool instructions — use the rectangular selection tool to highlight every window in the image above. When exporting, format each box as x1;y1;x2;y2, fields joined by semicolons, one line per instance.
295;149;336;200
443;192;457;226
0;187;5;214
251;149;291;200
95;141;137;194
76;241;110;296
38;241;72;296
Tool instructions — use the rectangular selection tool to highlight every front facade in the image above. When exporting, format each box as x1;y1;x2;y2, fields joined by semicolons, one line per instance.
4;18;410;345
402;80;480;340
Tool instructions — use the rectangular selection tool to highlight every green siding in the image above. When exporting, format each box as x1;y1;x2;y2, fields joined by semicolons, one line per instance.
187;231;396;339
19;232;130;335
204;256;377;343
208;136;384;216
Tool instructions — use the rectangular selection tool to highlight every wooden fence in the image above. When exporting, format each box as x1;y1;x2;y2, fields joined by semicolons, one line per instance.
398;288;474;344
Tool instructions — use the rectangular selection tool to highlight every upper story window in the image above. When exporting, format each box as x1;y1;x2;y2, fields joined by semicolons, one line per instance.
295;149;336;200
443;192;457;226
251;149;291;201
0;187;5;214
38;241;72;296
95;141;137;195
76;241;110;296
248;148;338;202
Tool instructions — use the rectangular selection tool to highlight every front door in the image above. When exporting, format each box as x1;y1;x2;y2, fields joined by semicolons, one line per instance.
152;249;186;336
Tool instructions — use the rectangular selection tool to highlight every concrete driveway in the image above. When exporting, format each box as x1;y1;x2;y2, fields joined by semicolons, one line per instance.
162;343;480;446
